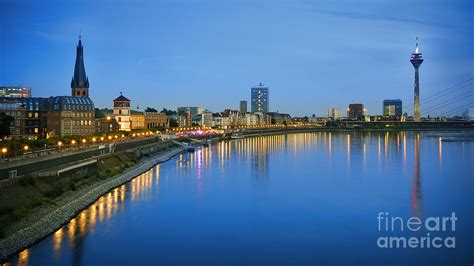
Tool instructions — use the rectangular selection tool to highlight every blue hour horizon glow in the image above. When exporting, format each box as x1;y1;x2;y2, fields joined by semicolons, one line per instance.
1;0;472;117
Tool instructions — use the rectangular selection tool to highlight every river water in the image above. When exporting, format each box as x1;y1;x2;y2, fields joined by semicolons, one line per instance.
5;131;474;265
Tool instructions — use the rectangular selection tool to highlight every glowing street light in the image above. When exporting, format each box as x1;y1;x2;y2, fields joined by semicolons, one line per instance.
58;141;63;147
2;147;7;158
92;137;97;142
71;140;76;145
82;138;87;144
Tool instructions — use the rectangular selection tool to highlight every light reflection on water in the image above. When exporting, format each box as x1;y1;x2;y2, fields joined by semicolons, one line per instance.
4;131;473;266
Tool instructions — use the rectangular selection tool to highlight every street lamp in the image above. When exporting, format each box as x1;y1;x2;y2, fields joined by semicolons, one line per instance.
2;147;7;159
23;145;29;152
92;137;96;142
71;140;76;145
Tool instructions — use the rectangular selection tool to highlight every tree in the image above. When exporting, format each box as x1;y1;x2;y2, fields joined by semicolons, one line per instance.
169;119;178;127
0;113;14;138
145;107;158;112
161;108;177;115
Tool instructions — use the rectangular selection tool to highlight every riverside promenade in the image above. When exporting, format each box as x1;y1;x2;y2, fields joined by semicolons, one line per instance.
0;146;186;262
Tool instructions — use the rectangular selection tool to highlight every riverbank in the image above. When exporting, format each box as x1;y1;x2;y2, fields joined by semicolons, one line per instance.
0;146;186;262
240;126;474;138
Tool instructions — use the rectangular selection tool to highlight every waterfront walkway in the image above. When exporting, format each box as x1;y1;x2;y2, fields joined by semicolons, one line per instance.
0;146;186;262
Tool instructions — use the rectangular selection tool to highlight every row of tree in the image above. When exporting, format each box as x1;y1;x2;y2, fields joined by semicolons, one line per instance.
144;107;177;116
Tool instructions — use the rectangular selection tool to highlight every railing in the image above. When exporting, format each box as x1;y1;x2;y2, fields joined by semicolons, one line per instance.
0;134;162;164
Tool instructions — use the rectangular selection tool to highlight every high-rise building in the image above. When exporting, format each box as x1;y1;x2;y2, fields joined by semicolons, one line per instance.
383;99;403;117
251;83;269;113
113;94;131;131
348;104;365;120
71;36;90;97
0;87;31;98
326;108;343;120
240;100;247;113
410;37;424;122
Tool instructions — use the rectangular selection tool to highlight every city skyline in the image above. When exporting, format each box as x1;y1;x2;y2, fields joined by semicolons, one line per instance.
1;0;472;116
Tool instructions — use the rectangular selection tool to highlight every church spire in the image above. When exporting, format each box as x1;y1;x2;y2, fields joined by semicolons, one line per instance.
71;36;89;97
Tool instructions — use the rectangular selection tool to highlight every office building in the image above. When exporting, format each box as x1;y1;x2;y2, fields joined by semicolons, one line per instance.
131;110;146;129
177;109;192;126
47;96;95;136
267;112;292;125
168;115;187;127
95;109;119;133
200;111;213;127
251;83;269;113
0;87;31;98
383;99;403;117
327;108;343;120
240;100;247;113
348;104;365;120
144;112;168;129
0;97;48;137
177;107;203;117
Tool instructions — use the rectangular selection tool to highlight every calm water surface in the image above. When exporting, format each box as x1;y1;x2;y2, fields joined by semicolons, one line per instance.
5;131;474;265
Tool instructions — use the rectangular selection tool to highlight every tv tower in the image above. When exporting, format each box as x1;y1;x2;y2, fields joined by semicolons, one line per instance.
410;37;424;122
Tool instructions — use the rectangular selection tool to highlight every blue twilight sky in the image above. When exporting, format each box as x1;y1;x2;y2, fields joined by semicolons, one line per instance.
0;0;473;116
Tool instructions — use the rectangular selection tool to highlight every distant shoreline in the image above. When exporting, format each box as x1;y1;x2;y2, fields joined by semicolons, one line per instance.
238;126;474;138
